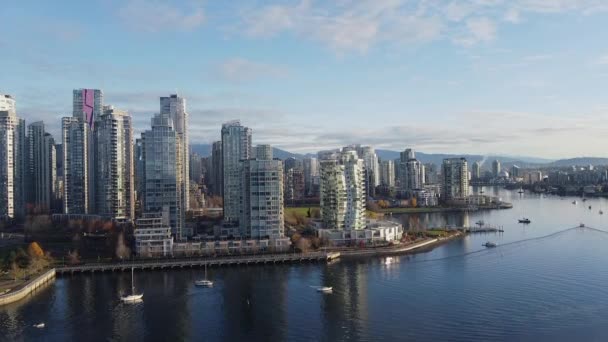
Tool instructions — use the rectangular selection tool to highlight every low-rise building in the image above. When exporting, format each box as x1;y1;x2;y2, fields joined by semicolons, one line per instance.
134;214;174;256
316;220;403;246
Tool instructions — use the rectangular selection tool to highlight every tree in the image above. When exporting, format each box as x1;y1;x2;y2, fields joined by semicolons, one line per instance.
115;232;131;259
27;242;44;259
67;250;80;265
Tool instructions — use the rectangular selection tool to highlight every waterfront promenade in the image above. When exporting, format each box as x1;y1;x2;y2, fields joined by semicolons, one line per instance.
56;251;341;275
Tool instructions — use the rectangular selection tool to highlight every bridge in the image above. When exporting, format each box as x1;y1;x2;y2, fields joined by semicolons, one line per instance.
55;251;341;275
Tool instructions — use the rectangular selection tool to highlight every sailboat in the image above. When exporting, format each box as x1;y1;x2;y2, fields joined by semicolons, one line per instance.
195;264;213;287
121;267;143;303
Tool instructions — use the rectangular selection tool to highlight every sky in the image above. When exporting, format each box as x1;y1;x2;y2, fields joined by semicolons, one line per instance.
2;0;608;159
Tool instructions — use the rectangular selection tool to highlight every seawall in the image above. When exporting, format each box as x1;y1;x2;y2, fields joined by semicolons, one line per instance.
0;269;56;306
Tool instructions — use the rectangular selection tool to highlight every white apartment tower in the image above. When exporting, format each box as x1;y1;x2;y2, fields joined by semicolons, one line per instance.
96;106;135;221
0;94;26;218
221;120;252;225
240;147;284;239
320;150;366;231
442;158;469;200
380;160;395;187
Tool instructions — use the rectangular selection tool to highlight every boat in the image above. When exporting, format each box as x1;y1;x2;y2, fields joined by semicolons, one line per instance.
518;188;524;194
120;267;143;303
583;198;587;202
33;323;45;329
580;223;585;228
572;201;577;204
195;264;214;287
483;242;497;248
589;206;592;210
475;220;485;226
600;210;604;215
518;218;531;224
317;286;333;293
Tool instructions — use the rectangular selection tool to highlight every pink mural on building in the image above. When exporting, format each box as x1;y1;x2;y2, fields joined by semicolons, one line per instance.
83;89;95;130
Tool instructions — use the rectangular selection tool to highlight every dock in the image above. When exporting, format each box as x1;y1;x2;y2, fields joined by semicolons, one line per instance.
56;251;340;275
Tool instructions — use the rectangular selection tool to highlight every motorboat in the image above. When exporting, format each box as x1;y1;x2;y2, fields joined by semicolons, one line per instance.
600;210;604;215
518;188;524;194
33;323;45;329
518;218;531;224
121;267;143;303
195;264;214;287
483;242;497;248
572;201;577;204
475;220;485;226
317;286;333;293
583;198;587;202
580;223;585;228
589;206;592;210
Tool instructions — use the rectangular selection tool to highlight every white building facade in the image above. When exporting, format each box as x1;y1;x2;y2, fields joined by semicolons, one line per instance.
320;150;366;231
96;106;135;221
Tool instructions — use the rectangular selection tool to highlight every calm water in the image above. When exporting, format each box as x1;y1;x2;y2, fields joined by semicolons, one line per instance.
3;188;608;341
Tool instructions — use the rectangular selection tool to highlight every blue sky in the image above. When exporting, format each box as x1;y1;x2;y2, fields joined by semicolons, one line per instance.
2;0;608;158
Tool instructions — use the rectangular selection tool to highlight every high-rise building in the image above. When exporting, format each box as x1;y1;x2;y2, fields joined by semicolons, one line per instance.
492;159;501;177
210;141;223;196
343;145;379;196
511;165;520;179
142;113;184;239
472;161;481;180
380;160;395;187
399;148;424;192
254;144;272;160
303;157;319;197
442;158;469;201
73;88;102;213
320;150;366;230
62;117;89;214
284;167;305;203
63;89;103;214
27;121;56;213
0;94;26;218
160;94;189;212
189;152;203;184
240;149;284;239
424;163;438;184
96;106;134;221
221;120;252;224
134;138;144;206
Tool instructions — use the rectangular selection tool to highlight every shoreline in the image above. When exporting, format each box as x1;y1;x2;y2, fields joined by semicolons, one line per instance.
335;231;463;259
0;268;56;306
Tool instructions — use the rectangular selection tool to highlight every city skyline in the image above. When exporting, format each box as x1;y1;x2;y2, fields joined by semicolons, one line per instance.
2;1;608;158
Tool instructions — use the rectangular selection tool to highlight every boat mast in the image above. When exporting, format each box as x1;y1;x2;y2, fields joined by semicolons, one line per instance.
131;267;135;295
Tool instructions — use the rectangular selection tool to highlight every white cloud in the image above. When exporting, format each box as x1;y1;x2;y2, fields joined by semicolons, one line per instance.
118;0;205;32
236;0;608;53
454;17;496;46
597;53;608;65
216;58;289;82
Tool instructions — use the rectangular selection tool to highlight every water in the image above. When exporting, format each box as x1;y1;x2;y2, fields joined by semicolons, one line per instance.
3;189;608;341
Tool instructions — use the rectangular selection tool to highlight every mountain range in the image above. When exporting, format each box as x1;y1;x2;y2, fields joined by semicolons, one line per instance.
190;144;608;168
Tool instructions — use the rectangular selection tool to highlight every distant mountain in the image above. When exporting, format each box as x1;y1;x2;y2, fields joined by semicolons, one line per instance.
190;144;301;160
549;157;608;167
190;144;608;168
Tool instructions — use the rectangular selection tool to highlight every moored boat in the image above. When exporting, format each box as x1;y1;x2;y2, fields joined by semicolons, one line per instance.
483;242;497;248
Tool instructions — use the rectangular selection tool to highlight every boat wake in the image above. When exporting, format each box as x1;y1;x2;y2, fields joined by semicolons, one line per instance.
404;226;608;265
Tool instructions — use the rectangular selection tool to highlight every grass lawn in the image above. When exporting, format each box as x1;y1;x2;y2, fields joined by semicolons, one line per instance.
284;207;317;217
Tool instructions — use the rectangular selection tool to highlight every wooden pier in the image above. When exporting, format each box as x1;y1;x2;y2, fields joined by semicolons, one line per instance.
55;252;341;275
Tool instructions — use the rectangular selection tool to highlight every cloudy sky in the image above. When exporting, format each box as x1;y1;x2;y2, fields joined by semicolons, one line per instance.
2;0;608;158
